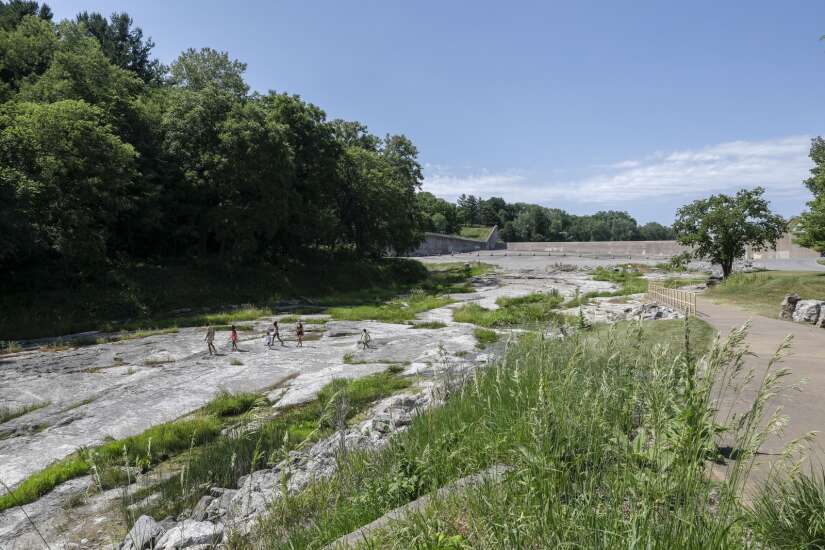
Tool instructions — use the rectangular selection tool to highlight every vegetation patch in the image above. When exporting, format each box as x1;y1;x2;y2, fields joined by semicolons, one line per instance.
205;391;259;417
126;369;411;523
457;226;492;240
249;318;771;548
0;401;50;424
473;327;499;347
453;291;564;328
411;321;447;329
0;416;222;513
706;271;825;318
329;291;453;323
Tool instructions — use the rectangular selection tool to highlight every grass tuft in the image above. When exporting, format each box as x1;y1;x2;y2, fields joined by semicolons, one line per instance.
411;321;447;329
473;327;499;347
0;401;49;424
205;391;259;417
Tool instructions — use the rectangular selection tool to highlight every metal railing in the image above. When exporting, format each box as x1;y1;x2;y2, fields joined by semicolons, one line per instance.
646;281;698;316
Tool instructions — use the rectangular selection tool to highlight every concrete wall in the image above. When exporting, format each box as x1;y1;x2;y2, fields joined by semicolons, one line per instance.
506;240;687;258
409;226;501;256
507;234;822;260
747;232;821;260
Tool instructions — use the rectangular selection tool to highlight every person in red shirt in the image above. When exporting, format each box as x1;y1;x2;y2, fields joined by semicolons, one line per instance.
229;325;239;352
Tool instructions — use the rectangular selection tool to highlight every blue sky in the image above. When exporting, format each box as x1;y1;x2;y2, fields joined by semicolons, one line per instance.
53;0;825;223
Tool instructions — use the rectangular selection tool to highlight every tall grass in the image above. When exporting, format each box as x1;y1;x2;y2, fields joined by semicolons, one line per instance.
243;318;792;548
748;468;825;548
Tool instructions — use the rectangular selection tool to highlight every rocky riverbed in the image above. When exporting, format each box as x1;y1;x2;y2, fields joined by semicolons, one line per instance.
0;259;684;549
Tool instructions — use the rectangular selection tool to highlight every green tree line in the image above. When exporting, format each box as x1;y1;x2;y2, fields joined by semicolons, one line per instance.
417;192;675;242
0;1;424;282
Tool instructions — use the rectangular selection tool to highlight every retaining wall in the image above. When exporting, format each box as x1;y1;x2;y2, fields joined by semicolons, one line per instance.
409;226;501;256
506;240;687;258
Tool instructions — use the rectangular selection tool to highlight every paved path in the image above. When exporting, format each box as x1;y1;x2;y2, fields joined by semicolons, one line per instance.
698;297;825;490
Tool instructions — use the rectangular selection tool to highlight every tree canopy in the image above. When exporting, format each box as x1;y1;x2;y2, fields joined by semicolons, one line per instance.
794;137;825;253
673;187;787;278
417;193;674;242
0;2;425;280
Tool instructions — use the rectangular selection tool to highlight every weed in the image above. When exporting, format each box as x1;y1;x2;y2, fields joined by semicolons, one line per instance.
230;358;244;366
0;340;22;354
748;468;825;548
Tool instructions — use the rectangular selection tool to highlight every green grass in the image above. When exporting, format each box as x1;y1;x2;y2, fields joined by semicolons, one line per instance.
126;369;411;523
591;265;649;294
205;391;259;417
453;291;564;328
473;327;499;347
0;401;49;424
246;317;787;548
0;416;222;513
748;469;825;548
329;291;453;323
706;271;825;318
411;321;447;329
818;259;825;266
456;226;492;240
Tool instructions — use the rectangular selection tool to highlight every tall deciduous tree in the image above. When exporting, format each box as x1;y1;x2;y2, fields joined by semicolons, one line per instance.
673;187;787;278
794;137;825;253
0;100;137;270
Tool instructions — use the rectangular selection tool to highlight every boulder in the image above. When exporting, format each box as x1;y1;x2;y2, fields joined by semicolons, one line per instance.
780;294;801;320
792;300;823;324
190;495;214;521
119;515;164;550
154;520;223;549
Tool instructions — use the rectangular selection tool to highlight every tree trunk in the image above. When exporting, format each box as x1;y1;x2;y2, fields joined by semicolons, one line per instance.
721;259;733;278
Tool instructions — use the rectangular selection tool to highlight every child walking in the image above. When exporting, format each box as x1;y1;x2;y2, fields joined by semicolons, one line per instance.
296;321;304;348
230;325;239;352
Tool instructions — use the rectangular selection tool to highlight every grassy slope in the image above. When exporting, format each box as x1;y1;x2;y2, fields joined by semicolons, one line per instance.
248;318;761;549
1;260;492;340
706;271;825;318
457;226;492;240
0;258;430;340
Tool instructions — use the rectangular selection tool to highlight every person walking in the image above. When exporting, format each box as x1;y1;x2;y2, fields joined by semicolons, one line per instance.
264;327;273;349
272;320;285;346
359;328;371;350
229;325;239;352
296;320;304;348
205;325;217;355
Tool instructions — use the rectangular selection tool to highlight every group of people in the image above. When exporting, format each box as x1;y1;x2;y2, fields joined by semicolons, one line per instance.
203;320;372;355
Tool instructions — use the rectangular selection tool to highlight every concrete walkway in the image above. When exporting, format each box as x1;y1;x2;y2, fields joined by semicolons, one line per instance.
698;297;825;489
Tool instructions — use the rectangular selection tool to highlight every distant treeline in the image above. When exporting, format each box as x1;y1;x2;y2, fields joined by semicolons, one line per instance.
0;1;424;281
418;193;675;242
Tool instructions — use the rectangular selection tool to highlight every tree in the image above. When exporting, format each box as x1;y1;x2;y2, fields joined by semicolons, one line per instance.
0;1;51;31
75;11;164;84
457;194;480;225
638;221;675;240
794;137;825;253
0;100;137;270
673;187;787;278
170;47;248;97
0;13;56;99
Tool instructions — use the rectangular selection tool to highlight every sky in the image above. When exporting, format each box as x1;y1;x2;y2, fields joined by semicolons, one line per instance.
52;0;825;224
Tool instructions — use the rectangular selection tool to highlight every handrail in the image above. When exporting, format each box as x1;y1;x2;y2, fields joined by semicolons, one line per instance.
646;281;697;316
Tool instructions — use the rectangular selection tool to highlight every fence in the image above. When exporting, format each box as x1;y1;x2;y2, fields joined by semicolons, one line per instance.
646;281;698;316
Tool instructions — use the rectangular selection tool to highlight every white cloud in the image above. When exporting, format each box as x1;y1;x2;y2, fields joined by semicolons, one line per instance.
423;135;813;206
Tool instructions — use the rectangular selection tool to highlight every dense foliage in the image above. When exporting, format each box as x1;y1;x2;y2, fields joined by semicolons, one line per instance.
0;2;425;282
417;192;675;242
673;187;787;278
794;136;825;253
